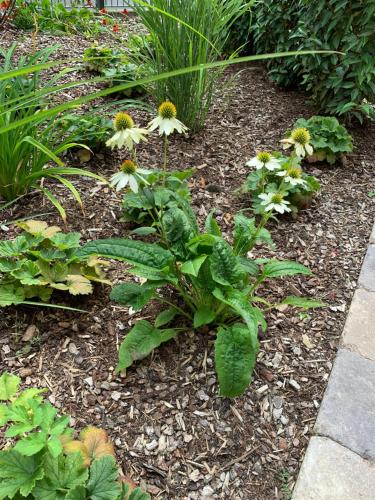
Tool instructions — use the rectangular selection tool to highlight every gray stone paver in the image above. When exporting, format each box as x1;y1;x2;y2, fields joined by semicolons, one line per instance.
341;288;375;361
358;245;375;291
293;221;375;498
292;437;375;500
314;348;375;461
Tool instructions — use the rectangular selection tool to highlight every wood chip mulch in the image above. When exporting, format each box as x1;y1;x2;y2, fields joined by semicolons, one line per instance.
1;22;375;499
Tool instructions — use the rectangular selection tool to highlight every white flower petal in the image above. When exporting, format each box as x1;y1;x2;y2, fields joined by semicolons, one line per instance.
129;175;139;193
306;144;314;156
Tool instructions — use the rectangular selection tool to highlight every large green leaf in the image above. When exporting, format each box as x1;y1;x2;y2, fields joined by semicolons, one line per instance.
155;308;178;328
263;260;312;278
204;211;222;237
117;320;177;372
0;450;44;499
110;283;158;311
32;453;88;500
214;323;259;398
78;239;173;271
0;373;20;400
210;240;245;287
233;214;274;255
86;456;121;500
0;285;25;307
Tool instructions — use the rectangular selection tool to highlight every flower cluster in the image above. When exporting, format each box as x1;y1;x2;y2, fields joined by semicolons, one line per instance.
107;102;188;193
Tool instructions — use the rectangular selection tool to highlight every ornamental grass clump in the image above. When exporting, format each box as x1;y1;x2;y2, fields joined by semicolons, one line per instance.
132;0;252;131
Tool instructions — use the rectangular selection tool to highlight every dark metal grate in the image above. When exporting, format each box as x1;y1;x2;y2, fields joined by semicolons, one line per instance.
50;0;131;9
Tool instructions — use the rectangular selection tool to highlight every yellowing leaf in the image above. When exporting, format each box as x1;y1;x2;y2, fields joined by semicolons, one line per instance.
81;426;115;462
17;220;61;238
302;334;315;349
63;441;90;467
65;274;93;295
63;427;115;467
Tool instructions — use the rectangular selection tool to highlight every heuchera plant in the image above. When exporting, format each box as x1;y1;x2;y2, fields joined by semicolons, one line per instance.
292;116;353;164
0;372;150;499
0;220;109;308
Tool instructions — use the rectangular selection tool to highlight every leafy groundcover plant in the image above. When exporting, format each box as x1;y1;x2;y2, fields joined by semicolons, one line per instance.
0;220;109;308
78;201;322;398
0;372;150;499
291;116;353;165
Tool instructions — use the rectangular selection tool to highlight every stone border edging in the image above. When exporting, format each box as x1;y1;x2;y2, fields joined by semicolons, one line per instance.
292;222;375;500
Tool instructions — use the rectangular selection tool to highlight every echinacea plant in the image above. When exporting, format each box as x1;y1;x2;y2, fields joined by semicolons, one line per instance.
106;112;149;151
281;127;313;158
78;203;322;398
110;159;150;194
0;372;150;499
241;151;321;217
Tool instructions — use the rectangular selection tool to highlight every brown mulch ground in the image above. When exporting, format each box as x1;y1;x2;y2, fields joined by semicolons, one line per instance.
1;21;375;500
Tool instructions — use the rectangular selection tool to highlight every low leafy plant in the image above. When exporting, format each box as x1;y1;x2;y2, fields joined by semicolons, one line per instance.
121;168;194;227
291;116;353;165
79;201;322;398
83;43;126;73
13;0;101;36
241;152;321;217
0;220;109;308
0;372;150;499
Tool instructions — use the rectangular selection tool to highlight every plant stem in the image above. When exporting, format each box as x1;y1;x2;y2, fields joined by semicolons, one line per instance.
154;296;192;320
247;211;272;251
162;134;168;185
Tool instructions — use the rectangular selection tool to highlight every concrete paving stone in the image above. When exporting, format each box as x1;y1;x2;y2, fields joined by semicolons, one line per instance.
315;348;375;461
341;288;375;361
292;436;375;500
358;245;375;291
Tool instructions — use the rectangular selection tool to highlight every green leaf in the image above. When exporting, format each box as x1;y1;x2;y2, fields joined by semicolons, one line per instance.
155;308;178;327
180;255;207;277
193;306;216;328
0;404;8;426
130;227;157;236
32;453;88;500
49;232;81;250
110;283;157;312
0;285;25;307
47;436;64;458
0;373;20;400
263;260;312;279
238;257;259;276
125;486;151;500
205;210;222;237
214;323;259;398
78;239;173;270
86;456;121;500
213;288;264;338
117;320;177;372
280;296;325;309
13;431;47;456
0;450;44;497
66;485;86;500
210;240;245;287
11;261;43;286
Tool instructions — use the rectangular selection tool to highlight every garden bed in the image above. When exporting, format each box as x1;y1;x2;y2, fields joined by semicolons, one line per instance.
1;25;375;499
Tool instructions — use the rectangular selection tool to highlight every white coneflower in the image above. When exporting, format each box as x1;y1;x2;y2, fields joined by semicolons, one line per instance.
276;165;307;186
258;192;291;214
106;112;148;151
110;160;150;193
281;127;313;158
246;151;281;171
148;101;188;136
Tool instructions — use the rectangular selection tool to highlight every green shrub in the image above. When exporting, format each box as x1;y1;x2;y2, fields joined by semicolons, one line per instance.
292;116;353;164
252;0;375;122
57;113;113;152
0;219;109;308
0;372;150;499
